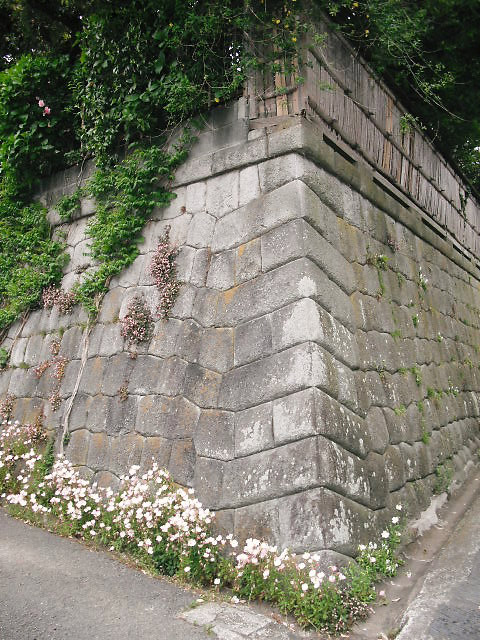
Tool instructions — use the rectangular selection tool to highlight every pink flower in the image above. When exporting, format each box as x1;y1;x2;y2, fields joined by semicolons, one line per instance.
43;106;51;116
38;99;45;107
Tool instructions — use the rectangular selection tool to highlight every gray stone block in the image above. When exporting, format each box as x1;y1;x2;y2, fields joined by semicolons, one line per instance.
86;431;110;471
206;250;235;290
190;248;211;287
139;436;172;473
186;212;216;248
108;433;144;476
273;388;316;446
183;363;222;408
193;457;225;509
278;487;376;555
166;396;201;439
235;402;273;457
135;395;172;437
197;327;234;373
219;342;338;412
168;438;195;487
239;164;260;207
205;171;239;218
194;409;235;460
106;394;137;435
185;180;206;213
235;238;261;283
102;353;135;396
233;499;280;548
222;437;319;507
314;388;373;458
68;429;91;467
234;314;273;367
149;318;182;358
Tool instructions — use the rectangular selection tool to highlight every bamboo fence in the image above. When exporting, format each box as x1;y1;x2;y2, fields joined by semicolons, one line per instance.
244;22;480;264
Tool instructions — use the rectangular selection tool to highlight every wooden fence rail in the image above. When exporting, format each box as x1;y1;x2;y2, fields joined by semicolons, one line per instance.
244;21;480;264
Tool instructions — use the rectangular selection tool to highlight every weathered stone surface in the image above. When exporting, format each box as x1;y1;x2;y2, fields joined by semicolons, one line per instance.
220;342;338;412
234;402;273;457
183;363;222;408
234;315;273;367
86;431;110;471
139;436;172;473
186;212;215;248
168;438;195;486
135;395;172;437
206;171;239;218
194;409;234;460
222;437;319;507
68;429;90;467
108;433;143;476
235;238;261;283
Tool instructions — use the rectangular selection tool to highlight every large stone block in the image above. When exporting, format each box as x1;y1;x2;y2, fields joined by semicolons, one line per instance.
186;212;216;248
86;431;110;471
235;238;261;284
166;396;201;439
108;433;143;476
234;402;274;457
139;436;172;473
205;171;239;218
168;439;195;487
68;429;90;467
194;409;235;461
197;327;234;373
135;395;172;437
278;487;376;555
222;437;319;507
219;342;338;412
234;314;273;367
183;363;222;408
193;457;225;509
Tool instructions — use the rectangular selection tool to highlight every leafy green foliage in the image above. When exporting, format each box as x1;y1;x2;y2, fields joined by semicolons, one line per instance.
0;54;79;194
0;199;67;331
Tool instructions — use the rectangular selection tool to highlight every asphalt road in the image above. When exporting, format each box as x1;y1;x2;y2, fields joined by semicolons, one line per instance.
0;509;210;640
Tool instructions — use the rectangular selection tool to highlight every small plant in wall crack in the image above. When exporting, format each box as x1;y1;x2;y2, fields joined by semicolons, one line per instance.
149;228;180;320
118;382;129;402
120;296;153;345
0;393;16;420
42;286;77;314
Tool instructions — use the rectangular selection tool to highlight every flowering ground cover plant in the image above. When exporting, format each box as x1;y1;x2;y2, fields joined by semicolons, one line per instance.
0;418;405;635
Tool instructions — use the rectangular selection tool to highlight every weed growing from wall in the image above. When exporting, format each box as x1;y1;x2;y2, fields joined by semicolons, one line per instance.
149;228;180;319
120;296;153;346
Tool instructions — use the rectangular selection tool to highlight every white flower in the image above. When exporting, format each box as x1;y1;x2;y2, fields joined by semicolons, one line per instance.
214;578;220;585
263;569;270;579
298;562;305;570
396;504;402;511
392;516;399;524
381;531;390;539
231;596;239;604
301;583;308;592
184;566;191;573
369;556;376;563
328;575;336;583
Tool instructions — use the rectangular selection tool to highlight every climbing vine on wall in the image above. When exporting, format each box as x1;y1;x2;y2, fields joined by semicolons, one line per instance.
0;0;310;334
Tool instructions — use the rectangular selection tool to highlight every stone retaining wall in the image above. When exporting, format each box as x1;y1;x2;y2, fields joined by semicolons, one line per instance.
1;106;480;560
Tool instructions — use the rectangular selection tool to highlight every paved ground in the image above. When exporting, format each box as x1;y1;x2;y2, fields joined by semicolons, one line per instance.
350;466;480;640
0;510;301;640
396;488;480;640
2;469;480;640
